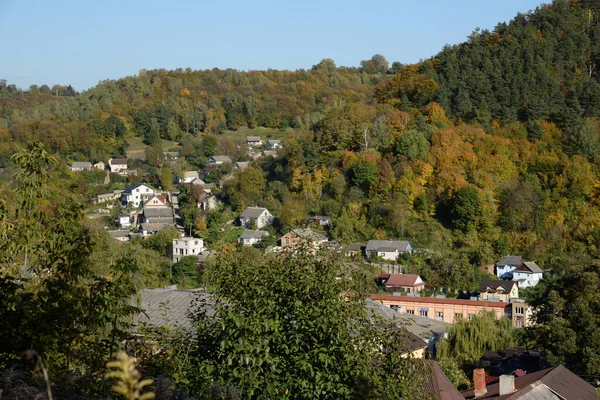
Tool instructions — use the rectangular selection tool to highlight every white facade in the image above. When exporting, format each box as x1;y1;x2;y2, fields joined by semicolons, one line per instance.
512;270;543;288
118;215;131;228
108;158;128;174
121;184;155;208
173;237;205;263
239;207;274;229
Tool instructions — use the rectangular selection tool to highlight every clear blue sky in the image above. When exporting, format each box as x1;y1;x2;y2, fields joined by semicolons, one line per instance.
1;0;545;91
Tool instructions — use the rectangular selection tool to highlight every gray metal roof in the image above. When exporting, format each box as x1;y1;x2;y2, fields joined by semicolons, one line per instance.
288;228;327;242
239;229;269;239
496;255;525;267
519;261;543;274
143;207;174;218
366;240;411;253
134;288;215;329
240;206;269;219
246;136;261;141
210;155;232;163
108;230;130;238
70;161;92;169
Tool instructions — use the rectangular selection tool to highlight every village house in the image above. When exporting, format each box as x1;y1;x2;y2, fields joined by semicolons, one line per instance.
345;243;367;257
495;256;543;288
140;207;175;225
163;151;180;160
309;215;331;226
118;215;131;228
378;274;425;293
265;139;282;149
239;206;274;229
234;161;249;171
197;193;220;211
246;136;262;147
121;183;156;208
108;230;130;242
189;177;206;186
237;229;269;247
280;228;328;252
462;365;597;399
108;158;128;174
176;171;200;184
139;222;176;237
365;240;412;261
479;279;519;302
262;150;278;158
208;155;232;166
69;161;92;172
172;237;205;263
143;194;169;208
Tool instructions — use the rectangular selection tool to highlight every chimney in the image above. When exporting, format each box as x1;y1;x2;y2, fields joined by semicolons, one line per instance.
473;368;487;398
499;375;515;396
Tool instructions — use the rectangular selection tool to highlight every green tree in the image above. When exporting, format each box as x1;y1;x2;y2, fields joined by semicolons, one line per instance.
188;251;431;399
449;186;482;233
160;167;173;192
396;129;430;161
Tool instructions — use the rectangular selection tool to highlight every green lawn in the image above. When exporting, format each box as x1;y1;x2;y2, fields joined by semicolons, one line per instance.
125;137;180;160
223;227;245;243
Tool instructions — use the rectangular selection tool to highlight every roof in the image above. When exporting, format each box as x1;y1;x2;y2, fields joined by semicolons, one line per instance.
266;139;281;144
108;230;130;238
515;261;543;274
124;183;155;193
140;222;175;232
246;136;261;141
183;171;199;179
346;243;367;252
385;274;424;287
461;365;597;399
365;299;450;338
134;288;214;329
370;294;510;309
109;158;127;165
496;256;525;267
163;151;180;157
239;229;269;240
70;161;91;169
287;228;328;242
240;206;269;219
234;161;249;170
366;240;411;253
425;361;465;400
143;207;174;218
210;155;232;163
479;279;517;294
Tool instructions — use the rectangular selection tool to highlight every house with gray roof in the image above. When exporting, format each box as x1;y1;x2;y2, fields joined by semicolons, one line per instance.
139;222;177;237
208;155;232;166
237;229;269;247
234;161;249;171
176;170;200;184
365;240;412;261
246;136;262;147
69;161;92;172
108;229;131;242
121;183;156;208
141;207;175;224
239;207;274;229
265;139;282;149
495;256;543;288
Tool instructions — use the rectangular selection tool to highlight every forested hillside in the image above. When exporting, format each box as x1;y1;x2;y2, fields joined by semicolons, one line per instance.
2;0;600;396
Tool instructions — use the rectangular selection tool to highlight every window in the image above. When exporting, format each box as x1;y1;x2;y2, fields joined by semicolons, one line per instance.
515;307;524;314
454;313;463;321
406;309;414;315
515;317;524;328
136;189;139;192
195;241;198;245
419;310;428;317
435;312;443;321
468;314;475;321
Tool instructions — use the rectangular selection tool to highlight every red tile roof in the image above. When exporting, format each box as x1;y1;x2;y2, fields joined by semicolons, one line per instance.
385;274;424;288
370;295;509;308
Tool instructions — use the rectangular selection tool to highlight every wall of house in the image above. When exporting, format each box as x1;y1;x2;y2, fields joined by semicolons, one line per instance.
371;295;511;325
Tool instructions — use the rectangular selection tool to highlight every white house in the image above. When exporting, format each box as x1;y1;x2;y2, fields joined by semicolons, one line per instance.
365;240;412;261
69;161;92;172
108;158;128;174
143;194;169;208
108;230;130;242
176;171;200;184
237;230;269;247
208;155;232;166
118;215;131;228
173;237;205;263
120;184;156;208
198;194;220;211
239;207;274;229
265;139;282;149
495;256;543;289
93;161;106;170
246;136;263;147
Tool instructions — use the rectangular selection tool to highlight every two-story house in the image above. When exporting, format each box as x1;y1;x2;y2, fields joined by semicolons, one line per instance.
172;237;205;263
265;139;282;149
479;279;519;302
108;158;128;174
121;184;156;208
246;136;262;147
495;256;543;288
365;240;412;261
239;207;274;229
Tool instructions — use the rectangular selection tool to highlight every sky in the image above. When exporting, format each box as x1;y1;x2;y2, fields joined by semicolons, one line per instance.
1;0;545;91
